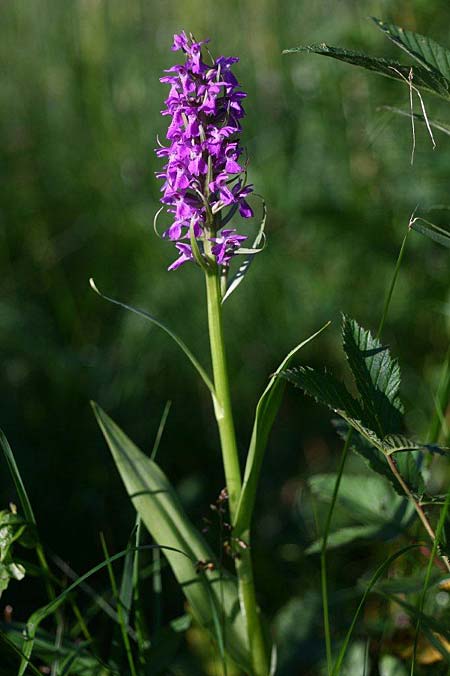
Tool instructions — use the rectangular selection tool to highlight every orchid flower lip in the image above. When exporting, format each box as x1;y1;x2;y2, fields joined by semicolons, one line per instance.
155;32;253;271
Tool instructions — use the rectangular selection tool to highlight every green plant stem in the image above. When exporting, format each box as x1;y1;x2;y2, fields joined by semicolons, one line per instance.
427;343;450;444
322;430;352;675
204;269;242;516
377;229;409;340
204;268;269;676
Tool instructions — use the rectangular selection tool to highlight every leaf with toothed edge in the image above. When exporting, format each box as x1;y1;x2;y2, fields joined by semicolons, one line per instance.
342;315;403;436
372;18;450;86
283;43;450;99
283;318;427;497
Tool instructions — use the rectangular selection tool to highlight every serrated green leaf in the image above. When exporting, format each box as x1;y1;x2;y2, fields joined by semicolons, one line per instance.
383;434;450;456
283;43;450;99
342;315;403;436
373;18;450;87
92;403;251;672
281;365;386;451
234;322;330;536
282;366;363;421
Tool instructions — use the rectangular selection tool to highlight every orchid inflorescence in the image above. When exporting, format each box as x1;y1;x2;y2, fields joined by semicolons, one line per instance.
156;31;254;271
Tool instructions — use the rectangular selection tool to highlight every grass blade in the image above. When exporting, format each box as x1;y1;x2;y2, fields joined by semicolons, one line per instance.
18;544;190;676
89;279;216;398
331;544;419;675
0;428;35;525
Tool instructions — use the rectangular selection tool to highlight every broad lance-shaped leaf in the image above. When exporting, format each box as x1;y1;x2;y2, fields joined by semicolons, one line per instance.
373;18;450;87
283;43;450;99
233;322;331;536
342;315;403;436
92;403;252;672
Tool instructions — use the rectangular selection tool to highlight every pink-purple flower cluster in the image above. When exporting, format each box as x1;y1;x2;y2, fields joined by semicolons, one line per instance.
156;31;253;271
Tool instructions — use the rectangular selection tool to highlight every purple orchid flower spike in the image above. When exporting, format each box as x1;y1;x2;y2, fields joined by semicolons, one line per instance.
156;32;253;271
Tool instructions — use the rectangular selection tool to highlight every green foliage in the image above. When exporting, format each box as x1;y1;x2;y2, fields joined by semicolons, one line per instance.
89;279;216;398
373;18;450;85
410;218;450;248
282;315;435;498
284;43;446;98
284;16;450;100
306;473;414;553
92;402;252;673
234;321;330;536
342;316;403;435
0;507;27;598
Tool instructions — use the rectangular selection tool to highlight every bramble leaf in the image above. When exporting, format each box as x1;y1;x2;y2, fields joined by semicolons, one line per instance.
342;315;403;436
283;43;450;99
373;18;450;86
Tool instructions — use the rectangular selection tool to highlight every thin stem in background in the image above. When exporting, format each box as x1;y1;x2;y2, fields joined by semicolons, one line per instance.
100;533;138;676
377;227;410;341
427;344;450;444
321;431;352;675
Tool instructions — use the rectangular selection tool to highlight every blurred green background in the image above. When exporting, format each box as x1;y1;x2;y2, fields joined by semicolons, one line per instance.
1;0;450;669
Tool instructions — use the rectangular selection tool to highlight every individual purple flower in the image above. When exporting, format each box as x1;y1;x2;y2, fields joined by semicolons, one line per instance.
156;32;253;271
211;229;247;266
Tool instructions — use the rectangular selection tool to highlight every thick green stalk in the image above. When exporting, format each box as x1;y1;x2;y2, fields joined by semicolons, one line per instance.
204;269;242;515
204;268;269;676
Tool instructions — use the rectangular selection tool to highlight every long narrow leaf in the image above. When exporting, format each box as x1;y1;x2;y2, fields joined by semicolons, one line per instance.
222;197;267;303
331;544;419;675
0;428;36;525
410;218;450;248
89;279;216;397
92;403;251;672
234;322;330;535
18;545;188;676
